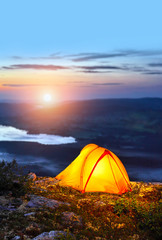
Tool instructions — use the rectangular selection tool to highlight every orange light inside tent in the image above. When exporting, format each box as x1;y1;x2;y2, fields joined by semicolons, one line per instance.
55;144;132;194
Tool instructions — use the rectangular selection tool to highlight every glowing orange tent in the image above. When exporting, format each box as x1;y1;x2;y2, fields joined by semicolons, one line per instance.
55;144;131;194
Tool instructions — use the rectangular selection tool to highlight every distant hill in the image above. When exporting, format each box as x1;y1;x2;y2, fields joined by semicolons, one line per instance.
0;98;162;180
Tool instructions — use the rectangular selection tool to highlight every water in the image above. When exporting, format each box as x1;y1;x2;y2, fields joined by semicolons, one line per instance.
0;125;76;145
0;125;161;182
0;140;161;182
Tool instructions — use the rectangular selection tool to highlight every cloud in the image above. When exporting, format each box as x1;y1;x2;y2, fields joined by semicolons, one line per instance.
0;125;76;145
70;50;162;62
71;53;127;62
2;84;46;88
2;64;69;71
148;63;162;67
76;60;162;75
11;52;62;60
76;64;134;74
92;82;123;86
120;49;162;57
76;65;126;74
80;70;112;74
78;65;124;70
3;50;162;77
77;63;162;75
144;71;162;75
9;49;162;63
72;82;123;87
1;62;157;76
74;63;150;74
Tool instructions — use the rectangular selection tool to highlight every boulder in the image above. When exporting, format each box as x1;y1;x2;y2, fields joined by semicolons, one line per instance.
26;195;70;209
24;212;36;216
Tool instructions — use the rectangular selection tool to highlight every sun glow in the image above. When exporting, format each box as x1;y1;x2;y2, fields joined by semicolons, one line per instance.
43;93;52;103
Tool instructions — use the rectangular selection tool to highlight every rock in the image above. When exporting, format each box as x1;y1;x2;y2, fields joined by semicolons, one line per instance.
11;236;21;240
24;212;36;216
0;196;24;211
32;230;75;240
26;195;70;209
28;172;37;181
0;197;14;211
61;211;83;228
0;204;16;211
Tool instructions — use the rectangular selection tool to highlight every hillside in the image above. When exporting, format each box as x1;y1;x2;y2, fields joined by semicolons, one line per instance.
0;175;161;240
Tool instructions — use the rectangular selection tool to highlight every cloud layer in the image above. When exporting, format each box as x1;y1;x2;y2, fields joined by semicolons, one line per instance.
0;125;76;145
1;49;162;76
92;82;123;86
2;64;69;71
70;50;162;62
2;84;46;88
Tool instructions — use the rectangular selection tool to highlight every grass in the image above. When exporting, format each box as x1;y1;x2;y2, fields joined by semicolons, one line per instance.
0;161;161;240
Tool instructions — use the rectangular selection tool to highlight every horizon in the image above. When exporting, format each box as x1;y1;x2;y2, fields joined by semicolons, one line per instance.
0;96;162;105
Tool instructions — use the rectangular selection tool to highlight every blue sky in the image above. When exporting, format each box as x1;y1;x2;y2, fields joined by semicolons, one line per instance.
0;0;162;102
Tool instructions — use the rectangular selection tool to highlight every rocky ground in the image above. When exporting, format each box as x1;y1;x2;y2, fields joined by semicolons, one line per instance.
0;175;161;240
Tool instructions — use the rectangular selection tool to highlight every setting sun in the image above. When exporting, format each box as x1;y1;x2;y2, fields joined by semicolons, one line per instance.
43;93;52;103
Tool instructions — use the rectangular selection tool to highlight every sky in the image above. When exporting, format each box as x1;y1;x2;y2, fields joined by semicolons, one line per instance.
0;0;162;103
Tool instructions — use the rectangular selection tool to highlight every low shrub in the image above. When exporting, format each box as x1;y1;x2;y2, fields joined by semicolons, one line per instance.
0;159;28;196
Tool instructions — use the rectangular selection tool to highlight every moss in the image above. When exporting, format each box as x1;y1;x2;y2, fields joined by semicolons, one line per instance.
0;170;161;240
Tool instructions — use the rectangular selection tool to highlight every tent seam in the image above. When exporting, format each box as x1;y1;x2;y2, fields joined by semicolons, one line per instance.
83;150;107;193
108;151;132;191
107;154;120;193
80;146;99;191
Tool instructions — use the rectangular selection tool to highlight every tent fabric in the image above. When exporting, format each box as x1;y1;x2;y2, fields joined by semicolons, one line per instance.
55;144;131;194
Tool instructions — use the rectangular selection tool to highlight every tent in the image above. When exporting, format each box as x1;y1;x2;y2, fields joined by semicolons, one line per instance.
55;144;131;194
